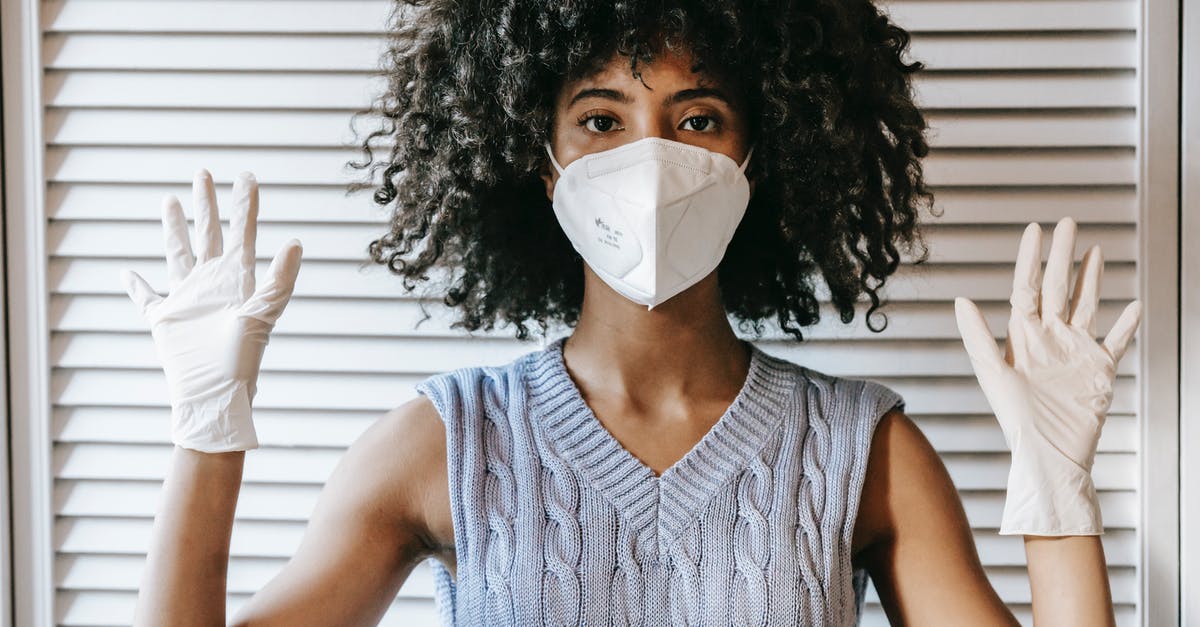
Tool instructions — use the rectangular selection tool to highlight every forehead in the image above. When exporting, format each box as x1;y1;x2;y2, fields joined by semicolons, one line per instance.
561;45;728;96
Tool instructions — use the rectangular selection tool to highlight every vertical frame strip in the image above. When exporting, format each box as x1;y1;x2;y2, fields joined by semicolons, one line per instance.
1180;0;1199;618
1;0;52;625
1139;0;1183;624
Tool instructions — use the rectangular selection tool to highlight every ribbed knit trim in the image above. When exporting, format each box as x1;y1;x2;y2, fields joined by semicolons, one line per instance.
527;336;801;553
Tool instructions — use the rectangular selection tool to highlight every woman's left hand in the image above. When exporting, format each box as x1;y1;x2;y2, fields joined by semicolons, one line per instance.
953;217;1142;536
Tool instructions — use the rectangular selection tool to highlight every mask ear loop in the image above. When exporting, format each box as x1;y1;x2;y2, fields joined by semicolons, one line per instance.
737;144;756;175
544;141;567;175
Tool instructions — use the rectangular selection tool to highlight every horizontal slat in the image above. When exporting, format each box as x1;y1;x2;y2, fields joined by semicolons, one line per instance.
49;295;1141;344
54;516;1138;566
970;527;1136;566
45;109;390;148
44;145;1136;187
52;369;422;413
926;110;1136;148
46;221;1139;263
51;221;389;261
47;182;387;223
45;146;381;186
928;187;1136;224
47;109;1135;150
911;414;1137;453
44;70;384;109
54;550;1137;605
879;376;1137;415
44;1;1138;34
56;553;437;597
55;590;440;627
44;33;386;72
50;404;1139;453
58;518;307;558
56;480;325;521
944;452;1135;491
54;407;379;448
50;331;1142;378
46;182;1139;224
52;588;1134;627
51;439;1137;491
54;369;1139;415
54;479;1140;529
44;1;396;34
862;603;1137;627
882;0;1137;32
44;70;1137;110
43;32;1135;72
861;566;1137;605
49;258;1140;301
924;148;1135;186
861;604;1134;627
916;72;1136;109
55;444;348;484
910;32;1136;70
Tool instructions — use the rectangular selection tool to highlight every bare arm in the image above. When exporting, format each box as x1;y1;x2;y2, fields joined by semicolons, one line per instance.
133;448;247;626
858;410;1118;626
1024;535;1116;626
132;396;448;627
856;410;1020;626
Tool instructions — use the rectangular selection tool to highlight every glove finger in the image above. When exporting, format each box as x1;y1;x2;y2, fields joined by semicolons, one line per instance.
1067;244;1103;336
241;238;303;326
227;171;259;301
1039;216;1076;323
161;193;195;291
192;168;223;263
1103;299;1143;363
120;269;163;318
955;297;1005;371
1010;222;1043;318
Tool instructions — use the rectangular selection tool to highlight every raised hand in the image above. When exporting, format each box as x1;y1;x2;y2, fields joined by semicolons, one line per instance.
953;217;1141;536
120;169;303;453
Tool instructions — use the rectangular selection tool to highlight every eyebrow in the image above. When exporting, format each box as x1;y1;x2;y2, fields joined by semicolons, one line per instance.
567;86;733;108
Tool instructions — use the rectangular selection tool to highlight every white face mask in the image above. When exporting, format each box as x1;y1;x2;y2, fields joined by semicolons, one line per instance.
545;136;755;310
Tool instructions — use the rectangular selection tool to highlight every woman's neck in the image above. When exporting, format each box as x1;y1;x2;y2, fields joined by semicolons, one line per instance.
562;268;750;414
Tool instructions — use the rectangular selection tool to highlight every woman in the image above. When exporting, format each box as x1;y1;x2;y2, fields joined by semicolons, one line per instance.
123;0;1140;625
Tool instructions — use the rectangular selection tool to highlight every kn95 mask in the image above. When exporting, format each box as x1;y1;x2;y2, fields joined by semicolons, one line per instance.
545;136;754;310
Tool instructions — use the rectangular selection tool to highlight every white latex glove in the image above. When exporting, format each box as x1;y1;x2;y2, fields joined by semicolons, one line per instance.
120;169;303;453
954;217;1141;536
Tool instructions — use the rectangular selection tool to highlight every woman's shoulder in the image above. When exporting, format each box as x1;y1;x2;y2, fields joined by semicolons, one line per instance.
761;349;906;421
413;342;546;425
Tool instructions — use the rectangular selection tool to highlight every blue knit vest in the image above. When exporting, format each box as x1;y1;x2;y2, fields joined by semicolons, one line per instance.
414;336;904;626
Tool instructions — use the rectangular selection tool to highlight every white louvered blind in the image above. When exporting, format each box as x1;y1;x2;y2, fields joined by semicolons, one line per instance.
37;1;1141;625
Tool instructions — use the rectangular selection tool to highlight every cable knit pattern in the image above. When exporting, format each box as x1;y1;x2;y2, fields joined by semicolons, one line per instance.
612;514;645;626
733;434;775;625
415;336;904;626
481;399;517;624
539;451;581;626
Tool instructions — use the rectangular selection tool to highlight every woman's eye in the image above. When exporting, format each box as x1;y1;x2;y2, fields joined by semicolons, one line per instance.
584;115;618;133
683;116;718;132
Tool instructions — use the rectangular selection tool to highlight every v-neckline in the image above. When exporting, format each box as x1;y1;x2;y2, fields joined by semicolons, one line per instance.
528;335;800;549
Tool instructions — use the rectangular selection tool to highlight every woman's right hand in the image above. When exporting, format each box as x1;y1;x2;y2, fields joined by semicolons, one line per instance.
120;169;303;453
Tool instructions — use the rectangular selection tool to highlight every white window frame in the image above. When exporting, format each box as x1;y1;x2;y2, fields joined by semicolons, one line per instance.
1141;0;1184;622
1179;0;1200;620
0;0;1186;625
2;0;52;625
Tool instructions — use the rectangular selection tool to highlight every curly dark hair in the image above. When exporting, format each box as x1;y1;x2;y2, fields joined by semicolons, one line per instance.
346;0;935;342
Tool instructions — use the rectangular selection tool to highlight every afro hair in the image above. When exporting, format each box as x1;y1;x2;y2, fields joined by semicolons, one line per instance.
347;0;936;341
